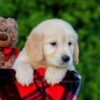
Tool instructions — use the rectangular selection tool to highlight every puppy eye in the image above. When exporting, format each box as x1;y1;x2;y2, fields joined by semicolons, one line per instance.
68;42;72;46
50;42;57;46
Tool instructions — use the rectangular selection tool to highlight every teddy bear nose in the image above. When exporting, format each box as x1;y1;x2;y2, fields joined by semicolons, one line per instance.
0;33;8;41
62;55;70;63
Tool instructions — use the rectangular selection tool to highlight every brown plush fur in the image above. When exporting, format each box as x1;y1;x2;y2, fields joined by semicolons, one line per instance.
0;17;18;68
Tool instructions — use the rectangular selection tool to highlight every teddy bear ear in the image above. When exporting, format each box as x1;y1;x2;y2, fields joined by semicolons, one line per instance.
6;18;18;31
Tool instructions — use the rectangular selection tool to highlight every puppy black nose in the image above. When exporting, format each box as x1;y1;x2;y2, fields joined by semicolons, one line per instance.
62;55;70;62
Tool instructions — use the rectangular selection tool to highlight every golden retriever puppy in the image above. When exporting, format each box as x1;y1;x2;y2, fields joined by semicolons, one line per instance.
13;19;79;86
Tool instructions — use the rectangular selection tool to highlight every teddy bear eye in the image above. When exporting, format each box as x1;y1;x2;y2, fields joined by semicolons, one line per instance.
50;42;57;46
4;28;7;32
68;42;72;46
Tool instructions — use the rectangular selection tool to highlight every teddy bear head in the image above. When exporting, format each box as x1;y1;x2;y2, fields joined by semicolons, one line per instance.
0;17;18;49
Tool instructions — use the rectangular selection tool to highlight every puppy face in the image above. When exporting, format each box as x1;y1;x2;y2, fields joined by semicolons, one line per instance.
25;19;79;68
44;33;74;68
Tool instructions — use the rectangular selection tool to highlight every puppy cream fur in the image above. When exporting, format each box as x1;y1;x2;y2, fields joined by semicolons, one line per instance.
13;19;79;86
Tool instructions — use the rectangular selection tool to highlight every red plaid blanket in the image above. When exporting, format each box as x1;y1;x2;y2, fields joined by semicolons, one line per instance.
0;68;81;100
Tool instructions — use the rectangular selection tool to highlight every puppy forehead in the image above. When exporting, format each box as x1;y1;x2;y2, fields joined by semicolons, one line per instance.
32;19;78;41
44;31;76;43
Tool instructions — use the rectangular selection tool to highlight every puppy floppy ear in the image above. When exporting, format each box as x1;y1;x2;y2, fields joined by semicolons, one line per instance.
73;42;79;64
25;33;44;62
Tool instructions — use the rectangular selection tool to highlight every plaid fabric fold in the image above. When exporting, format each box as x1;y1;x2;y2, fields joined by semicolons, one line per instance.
2;48;19;65
0;68;81;100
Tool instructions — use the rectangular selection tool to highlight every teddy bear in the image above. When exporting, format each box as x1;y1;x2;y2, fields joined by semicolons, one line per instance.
0;17;19;68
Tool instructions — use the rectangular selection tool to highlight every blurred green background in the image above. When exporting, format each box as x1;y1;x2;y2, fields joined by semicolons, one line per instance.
0;0;100;99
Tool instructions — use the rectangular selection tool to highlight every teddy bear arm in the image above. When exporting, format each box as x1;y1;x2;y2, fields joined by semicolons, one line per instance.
3;55;16;68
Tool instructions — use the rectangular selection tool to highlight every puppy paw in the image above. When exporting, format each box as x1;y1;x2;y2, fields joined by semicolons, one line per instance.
15;64;34;86
45;67;66;85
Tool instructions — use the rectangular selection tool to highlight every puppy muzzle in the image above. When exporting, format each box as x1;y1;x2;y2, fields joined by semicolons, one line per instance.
61;55;70;63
